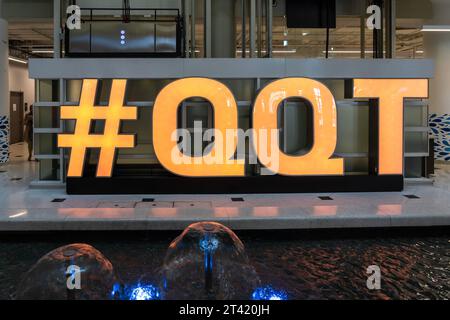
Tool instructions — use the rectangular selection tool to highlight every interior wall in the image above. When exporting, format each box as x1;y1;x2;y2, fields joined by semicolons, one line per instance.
424;0;450;161
9;61;35;111
424;0;450;116
0;18;9;163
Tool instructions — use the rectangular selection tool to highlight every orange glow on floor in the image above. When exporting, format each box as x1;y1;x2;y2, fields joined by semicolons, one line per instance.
313;206;338;216
252;207;280;217
376;205;402;216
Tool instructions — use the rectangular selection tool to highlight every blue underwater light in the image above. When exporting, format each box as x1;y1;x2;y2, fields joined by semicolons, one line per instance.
251;286;288;301
200;236;219;252
200;235;219;271
128;284;161;300
110;282;121;299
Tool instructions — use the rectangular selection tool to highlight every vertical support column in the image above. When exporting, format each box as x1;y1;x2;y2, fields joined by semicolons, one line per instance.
191;0;196;57
54;0;61;59
360;0;366;59
242;0;246;58
181;0;186;56
369;0;383;174
211;0;236;58
257;0;262;57
0;7;9;164
249;0;256;58
183;0;190;58
204;0;211;58
386;0;396;58
59;78;65;182
372;0;384;58
368;99;380;175
266;0;272;58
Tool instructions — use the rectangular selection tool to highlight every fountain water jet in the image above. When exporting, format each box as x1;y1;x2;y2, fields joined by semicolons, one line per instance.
15;243;120;300
160;222;261;300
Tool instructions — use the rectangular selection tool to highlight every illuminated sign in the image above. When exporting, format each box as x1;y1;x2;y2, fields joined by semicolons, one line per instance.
58;79;137;177
353;79;428;175
253;78;343;176
153;78;244;177
58;78;428;178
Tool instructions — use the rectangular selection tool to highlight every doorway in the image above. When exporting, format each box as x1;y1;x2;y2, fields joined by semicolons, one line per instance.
9;91;24;144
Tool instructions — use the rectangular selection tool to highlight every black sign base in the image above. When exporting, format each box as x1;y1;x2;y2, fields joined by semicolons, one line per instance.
66;175;403;195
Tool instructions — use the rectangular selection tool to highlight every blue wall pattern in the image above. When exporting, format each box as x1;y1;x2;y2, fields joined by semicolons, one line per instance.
0;115;9;163
429;113;450;161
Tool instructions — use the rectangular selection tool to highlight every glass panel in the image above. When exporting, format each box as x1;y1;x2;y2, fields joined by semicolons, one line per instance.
117;107;156;165
335;104;369;154
126;79;173;102
35;133;59;155
219;79;255;101
278;98;313;156
321;79;345;101
65;80;83;103
38;80;59;102
405;132;428;154
39;159;60;181
96;79;112;105
35;107;60;129
259;78;277;89
126;79;255;103
344;158;369;175
178;99;213;157
405;104;428;127
405;157;424;178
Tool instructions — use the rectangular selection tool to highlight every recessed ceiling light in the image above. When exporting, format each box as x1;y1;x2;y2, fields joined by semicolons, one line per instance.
421;25;450;32
323;50;385;54
273;49;296;53
8;56;27;64
236;49;296;54
32;50;54;54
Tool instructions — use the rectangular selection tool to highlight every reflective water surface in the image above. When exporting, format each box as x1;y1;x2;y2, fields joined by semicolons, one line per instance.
0;228;448;300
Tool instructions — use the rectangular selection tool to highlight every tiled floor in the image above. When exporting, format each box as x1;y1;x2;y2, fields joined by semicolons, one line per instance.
0;143;449;230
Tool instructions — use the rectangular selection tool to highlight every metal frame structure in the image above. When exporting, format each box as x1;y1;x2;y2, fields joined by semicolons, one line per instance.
64;7;183;58
30;0;432;190
29;58;433;191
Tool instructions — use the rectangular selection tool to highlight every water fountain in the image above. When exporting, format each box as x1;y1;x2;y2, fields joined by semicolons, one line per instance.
15;243;120;300
14;223;286;300
159;222;261;300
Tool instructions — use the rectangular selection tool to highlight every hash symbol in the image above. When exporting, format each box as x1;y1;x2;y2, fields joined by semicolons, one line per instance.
58;79;137;177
